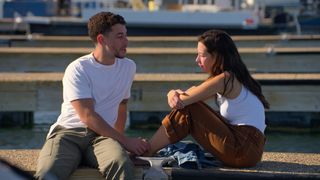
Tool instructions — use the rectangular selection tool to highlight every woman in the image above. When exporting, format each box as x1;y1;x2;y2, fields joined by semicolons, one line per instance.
145;30;269;167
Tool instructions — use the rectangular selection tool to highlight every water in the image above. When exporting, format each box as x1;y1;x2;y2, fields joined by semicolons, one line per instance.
0;126;319;153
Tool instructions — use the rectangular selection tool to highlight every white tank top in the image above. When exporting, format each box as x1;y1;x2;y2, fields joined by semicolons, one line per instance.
217;85;266;133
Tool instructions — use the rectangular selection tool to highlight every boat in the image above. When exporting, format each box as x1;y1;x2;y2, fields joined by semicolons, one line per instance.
0;0;319;36
15;0;263;36
80;0;259;29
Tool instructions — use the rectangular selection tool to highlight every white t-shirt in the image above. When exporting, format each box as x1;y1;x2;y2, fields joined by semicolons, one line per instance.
217;85;266;133
48;53;136;135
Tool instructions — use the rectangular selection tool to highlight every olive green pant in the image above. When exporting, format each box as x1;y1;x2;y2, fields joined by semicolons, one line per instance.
162;102;266;168
35;126;133;180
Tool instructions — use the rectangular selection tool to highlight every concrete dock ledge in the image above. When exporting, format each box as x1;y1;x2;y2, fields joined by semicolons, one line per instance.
0;150;319;179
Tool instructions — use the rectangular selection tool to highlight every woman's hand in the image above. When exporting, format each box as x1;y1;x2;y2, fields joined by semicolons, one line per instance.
167;89;185;109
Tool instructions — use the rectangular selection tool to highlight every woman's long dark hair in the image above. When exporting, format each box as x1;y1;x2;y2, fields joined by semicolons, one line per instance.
198;30;270;109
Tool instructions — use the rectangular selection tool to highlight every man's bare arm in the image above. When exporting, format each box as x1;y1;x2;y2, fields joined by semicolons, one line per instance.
71;98;148;155
115;99;128;134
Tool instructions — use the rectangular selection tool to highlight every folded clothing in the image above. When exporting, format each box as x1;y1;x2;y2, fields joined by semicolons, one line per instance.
158;141;221;169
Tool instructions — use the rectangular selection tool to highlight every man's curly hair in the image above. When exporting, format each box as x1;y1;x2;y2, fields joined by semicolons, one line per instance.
87;12;126;44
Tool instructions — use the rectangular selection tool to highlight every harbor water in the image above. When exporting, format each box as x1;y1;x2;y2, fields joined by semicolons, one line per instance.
0;126;320;153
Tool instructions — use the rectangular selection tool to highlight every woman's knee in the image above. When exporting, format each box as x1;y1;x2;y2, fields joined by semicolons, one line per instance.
167;108;190;122
161;108;191;142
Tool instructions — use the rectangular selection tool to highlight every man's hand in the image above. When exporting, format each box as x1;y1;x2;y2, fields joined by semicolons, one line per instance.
167;89;185;109
123;137;150;155
71;99;149;155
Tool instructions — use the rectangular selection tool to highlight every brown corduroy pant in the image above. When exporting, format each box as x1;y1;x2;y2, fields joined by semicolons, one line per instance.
162;102;265;168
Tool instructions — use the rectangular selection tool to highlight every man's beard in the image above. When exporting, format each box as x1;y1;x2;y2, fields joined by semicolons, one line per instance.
115;55;125;59
115;54;125;59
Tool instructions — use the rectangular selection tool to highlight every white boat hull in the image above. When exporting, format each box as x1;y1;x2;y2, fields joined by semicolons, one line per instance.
81;8;259;29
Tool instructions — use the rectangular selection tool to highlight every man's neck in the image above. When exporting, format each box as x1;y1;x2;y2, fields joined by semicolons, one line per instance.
92;49;115;65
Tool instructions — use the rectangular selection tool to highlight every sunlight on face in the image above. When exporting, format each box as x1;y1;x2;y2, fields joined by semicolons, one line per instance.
196;42;214;73
105;24;128;58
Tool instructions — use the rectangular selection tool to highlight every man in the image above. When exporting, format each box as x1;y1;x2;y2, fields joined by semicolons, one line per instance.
35;12;149;180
